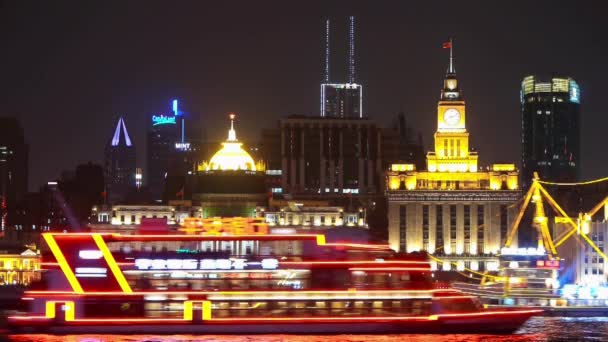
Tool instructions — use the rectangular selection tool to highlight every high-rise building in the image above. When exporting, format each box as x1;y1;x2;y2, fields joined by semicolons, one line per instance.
147;102;180;201
386;42;521;271
521;75;581;188
280;116;382;195
276;114;425;197
104;116;136;204
0;117;28;231
320;17;363;118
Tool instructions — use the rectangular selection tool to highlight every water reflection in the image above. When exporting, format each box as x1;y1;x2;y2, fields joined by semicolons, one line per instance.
8;317;608;342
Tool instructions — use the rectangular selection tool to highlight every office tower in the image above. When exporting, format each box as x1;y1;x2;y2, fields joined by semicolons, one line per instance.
0;117;28;231
147;102;180;201
104;116;136;203
521;75;580;188
320;16;363;118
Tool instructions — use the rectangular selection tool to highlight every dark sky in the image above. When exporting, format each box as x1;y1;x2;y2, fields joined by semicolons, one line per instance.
1;1;606;191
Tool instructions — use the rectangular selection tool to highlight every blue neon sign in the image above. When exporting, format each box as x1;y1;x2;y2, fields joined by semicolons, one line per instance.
173;99;179;116
569;82;580;104
152;115;176;126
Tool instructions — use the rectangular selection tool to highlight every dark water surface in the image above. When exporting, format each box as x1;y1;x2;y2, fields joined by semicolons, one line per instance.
6;317;608;342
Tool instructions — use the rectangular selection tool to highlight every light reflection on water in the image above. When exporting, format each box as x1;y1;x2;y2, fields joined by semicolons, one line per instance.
7;317;608;342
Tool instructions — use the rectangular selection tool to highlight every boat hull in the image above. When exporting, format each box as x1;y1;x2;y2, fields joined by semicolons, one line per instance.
9;310;539;335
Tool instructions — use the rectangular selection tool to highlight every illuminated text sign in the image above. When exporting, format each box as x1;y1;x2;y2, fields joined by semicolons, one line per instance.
134;258;279;271
152;115;176;126
175;142;191;150
500;247;546;256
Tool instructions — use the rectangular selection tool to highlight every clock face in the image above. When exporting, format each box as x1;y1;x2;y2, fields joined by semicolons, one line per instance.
444;108;461;126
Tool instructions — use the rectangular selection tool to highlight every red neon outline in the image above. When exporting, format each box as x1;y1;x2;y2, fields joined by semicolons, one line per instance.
433;309;543;319
42;233;399;251
281;261;430;267
348;267;430;271
324;242;391;250
8;309;541;325
24;288;446;296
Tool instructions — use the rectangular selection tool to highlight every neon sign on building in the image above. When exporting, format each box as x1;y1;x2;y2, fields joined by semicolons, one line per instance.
134;258;279;271
152;115;176;126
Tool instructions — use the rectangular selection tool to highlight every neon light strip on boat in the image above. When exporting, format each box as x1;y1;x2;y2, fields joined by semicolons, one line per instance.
25;289;453;296
92;234;132;293
8;309;542;324
42;234;83;294
348;267;430;271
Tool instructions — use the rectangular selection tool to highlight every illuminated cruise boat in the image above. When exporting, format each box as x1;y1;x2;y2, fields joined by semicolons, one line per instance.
453;247;562;307
9;219;540;334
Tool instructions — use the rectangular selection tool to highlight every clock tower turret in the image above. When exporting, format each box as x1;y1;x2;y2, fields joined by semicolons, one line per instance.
428;39;478;172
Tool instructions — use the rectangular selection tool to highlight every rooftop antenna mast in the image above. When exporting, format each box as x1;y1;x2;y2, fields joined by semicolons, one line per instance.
324;18;330;83
348;16;356;84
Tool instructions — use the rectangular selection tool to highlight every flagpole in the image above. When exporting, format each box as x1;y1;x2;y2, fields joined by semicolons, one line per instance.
449;37;454;74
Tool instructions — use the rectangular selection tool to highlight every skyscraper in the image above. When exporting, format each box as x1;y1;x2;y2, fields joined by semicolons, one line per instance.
104;116;136;203
147;112;179;202
0;117;28;231
320;16;363;118
521;75;580;188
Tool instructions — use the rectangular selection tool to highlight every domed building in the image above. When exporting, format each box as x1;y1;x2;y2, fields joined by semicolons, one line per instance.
192;115;267;217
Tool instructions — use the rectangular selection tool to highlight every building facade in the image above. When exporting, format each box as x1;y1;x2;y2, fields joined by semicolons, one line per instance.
0;248;41;286
257;199;366;229
147;108;180;201
104;116;136;204
279;116;384;195
0;117;28;232
90;202;202;230
386;47;521;271
321;83;363;118
521;75;581;188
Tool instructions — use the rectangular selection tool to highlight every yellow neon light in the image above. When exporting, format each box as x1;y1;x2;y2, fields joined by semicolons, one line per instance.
538;176;608;186
391;164;415;172
492;164;516;172
316;235;326;245
202;300;212;320
64;301;75;321
580;231;608;261
45;301;74;321
183;301;193;321
92;234;132;293
587;196;608;217
535;184;606;260
505;184;535;247
45;301;56;318
42;234;83;294
532;185;557;256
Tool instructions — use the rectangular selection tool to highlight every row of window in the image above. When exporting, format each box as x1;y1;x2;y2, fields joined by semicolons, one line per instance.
401;204;494;254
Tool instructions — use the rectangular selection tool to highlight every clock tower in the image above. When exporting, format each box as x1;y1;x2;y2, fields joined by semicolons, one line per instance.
427;40;478;172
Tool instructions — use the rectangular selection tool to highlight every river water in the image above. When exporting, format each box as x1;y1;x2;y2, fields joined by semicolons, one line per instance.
5;317;608;342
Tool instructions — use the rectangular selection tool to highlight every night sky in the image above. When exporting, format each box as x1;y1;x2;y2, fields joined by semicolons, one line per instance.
1;1;606;191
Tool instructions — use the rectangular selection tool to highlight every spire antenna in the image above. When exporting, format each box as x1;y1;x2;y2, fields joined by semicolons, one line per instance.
348;16;356;84
448;37;455;74
324;19;330;83
228;113;237;141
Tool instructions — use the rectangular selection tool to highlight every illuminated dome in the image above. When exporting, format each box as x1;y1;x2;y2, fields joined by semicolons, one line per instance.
206;114;258;171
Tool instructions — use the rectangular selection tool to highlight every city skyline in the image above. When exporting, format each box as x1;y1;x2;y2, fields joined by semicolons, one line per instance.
1;1;605;190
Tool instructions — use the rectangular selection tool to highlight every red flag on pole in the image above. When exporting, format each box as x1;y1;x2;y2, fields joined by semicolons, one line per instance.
442;41;452;49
